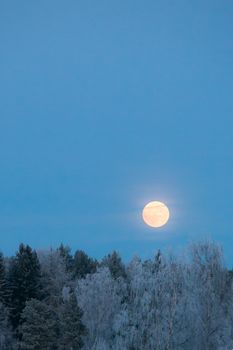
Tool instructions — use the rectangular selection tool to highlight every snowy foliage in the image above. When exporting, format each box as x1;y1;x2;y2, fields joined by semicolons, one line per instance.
75;243;233;350
0;241;233;349
76;267;127;349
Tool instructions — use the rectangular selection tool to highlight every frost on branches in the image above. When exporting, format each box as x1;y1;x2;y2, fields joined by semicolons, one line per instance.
0;241;232;349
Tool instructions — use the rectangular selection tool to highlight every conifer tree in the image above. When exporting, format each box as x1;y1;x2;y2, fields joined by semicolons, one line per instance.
58;244;73;273
20;293;86;350
0;253;8;306
7;244;42;329
0;302;16;350
20;298;58;350
58;292;86;350
73;250;98;279
102;251;126;279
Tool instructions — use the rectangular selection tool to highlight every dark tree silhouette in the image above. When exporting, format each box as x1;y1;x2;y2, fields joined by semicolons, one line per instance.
73;250;98;279
7;244;42;330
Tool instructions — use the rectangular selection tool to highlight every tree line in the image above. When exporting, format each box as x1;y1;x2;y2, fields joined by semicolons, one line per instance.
0;241;232;349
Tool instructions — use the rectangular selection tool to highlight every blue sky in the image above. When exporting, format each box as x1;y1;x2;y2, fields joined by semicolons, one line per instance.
0;1;233;262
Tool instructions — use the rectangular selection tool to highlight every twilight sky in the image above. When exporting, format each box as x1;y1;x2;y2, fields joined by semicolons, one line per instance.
0;1;233;262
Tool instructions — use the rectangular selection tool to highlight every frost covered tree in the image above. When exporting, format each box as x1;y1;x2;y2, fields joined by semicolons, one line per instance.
186;241;233;350
111;248;226;350
38;249;71;305
75;267;127;349
0;240;232;349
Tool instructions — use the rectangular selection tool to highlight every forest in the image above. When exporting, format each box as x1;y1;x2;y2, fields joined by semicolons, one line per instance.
0;241;232;350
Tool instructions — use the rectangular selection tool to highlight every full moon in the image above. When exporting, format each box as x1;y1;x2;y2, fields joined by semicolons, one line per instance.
142;201;170;228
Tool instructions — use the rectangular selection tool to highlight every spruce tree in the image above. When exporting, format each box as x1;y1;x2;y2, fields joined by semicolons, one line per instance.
73;250;98;279
101;251;126;279
58;292;86;350
58;244;73;272
0;252;8;306
7;244;42;329
20;298;58;350
0;302;16;350
20;293;86;350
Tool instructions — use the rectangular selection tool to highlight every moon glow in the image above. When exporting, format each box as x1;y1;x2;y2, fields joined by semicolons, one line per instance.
142;201;170;228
